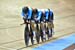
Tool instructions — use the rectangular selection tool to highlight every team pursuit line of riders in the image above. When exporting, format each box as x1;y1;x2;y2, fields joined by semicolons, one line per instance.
20;6;54;47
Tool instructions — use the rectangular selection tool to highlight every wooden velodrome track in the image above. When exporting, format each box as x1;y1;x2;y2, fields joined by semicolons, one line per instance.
0;0;75;50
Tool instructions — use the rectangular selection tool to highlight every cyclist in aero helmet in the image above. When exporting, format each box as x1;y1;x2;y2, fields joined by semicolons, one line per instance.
21;6;33;47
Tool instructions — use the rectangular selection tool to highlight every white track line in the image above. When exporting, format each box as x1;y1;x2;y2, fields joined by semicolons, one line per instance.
0;46;16;50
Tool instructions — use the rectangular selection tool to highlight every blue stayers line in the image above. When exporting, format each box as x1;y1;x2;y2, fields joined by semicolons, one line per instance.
33;34;75;50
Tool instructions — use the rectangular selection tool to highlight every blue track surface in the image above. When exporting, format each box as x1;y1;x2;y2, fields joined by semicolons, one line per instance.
33;34;75;50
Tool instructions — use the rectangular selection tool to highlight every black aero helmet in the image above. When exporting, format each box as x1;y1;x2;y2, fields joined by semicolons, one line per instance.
22;6;29;13
48;8;50;12
33;8;38;14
